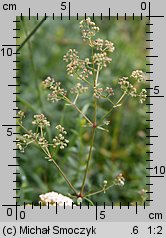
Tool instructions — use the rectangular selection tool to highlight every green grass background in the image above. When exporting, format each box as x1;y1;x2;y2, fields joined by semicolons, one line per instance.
16;16;150;205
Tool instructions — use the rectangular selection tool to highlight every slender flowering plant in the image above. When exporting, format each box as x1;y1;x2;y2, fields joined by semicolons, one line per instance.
17;18;147;205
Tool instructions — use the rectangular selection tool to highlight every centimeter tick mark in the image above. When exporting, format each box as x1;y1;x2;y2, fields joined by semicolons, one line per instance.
13;180;21;183
147;95;164;98
69;2;71;20
56;203;58;214
146;55;158;57
2;44;20;47
144;202;146;209
8;84;20;86
146;135;158;138
13;196;20;199
95;202;98;220
2;124;20;127
136;202;138;214
146;175;164;178
29;8;31;20
146;63;153;66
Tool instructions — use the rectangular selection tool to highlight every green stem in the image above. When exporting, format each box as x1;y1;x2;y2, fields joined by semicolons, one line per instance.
84;197;94;206
50;158;79;196
79;47;99;196
116;91;127;105
93;65;100;125
16;16;48;53
98;107;114;126
63;96;93;126
80;128;96;196
101;94;115;106
85;184;114;197
98;91;127;125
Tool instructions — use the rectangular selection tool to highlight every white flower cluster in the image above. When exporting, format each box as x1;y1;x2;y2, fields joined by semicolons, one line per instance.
39;191;73;206
38;137;49;148
63;49;93;80
63;49;79;75
93;38;115;53
93;52;112;68
93;86;114;99
43;77;67;102
119;71;147;104
17;131;38;153
139;89;147;104
32;114;50;128
53;125;69;149
114;173;125;186
17;110;25;123
80;17;99;41
131;70;144;82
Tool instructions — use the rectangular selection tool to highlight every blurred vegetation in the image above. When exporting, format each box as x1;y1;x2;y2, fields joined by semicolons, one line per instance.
16;16;150;205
